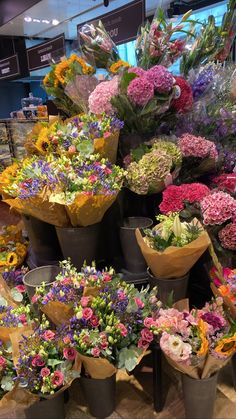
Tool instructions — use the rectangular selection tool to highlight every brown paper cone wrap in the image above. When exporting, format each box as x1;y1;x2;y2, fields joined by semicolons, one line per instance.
173;299;189;312
83;286;99;298
0;385;39;417
66;193;118;227
0;275;18;308
41;302;74;326
10;327;34;366
94;131;119;163
0;324;33;344
164;353;205;379
4;194;69;227
77;353;117;379
201;354;230;379
211;284;236;319
135;226;210;279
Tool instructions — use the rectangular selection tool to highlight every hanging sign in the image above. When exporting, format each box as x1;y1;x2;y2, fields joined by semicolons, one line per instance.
0;54;20;80
26;34;65;71
78;0;145;45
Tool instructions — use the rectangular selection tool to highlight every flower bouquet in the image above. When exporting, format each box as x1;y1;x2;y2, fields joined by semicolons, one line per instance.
177;133;218;182
124;140;182;195
136;213;210;279
78;20;120;69
210;265;236;318
0;304;33;343
49;154;124;227
0;240;28;271
0;157;69;227
0;340;18;417
43;54;95;117
2;268;29;306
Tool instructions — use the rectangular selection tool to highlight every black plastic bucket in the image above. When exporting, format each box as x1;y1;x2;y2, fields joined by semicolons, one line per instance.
56;223;101;271
25;392;65;419
80;374;116;418
22;215;62;264
182;372;218;419
147;268;189;305
23;265;60;302
120;217;153;273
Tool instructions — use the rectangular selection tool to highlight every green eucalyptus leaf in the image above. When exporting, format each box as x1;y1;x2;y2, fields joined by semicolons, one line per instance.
0;296;7;307
10;288;23;303
1;376;14;392
47;359;64;367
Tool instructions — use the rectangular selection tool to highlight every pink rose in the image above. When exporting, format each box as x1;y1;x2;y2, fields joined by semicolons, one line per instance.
134;297;145;309
82;308;93;320
117;290;126;301
90;315;99;327
51;370;64;387
31;294;39;304
144;317;155;328
15;285;26;293
0;356;6;369
117;323;128;337
63;336;71;344
63;347;76;360
40;367;50;377
81;296;90;307
19;314;27;324
91;348;101;357
141;328;153;343
101;341;108;350
43;330;55;341
137;338;149;350
32;355;45;367
102;274;112;282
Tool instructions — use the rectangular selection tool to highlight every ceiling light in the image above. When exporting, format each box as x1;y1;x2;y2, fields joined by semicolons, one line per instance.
24;16;32;22
52;19;59;26
33;18;41;23
42;19;50;24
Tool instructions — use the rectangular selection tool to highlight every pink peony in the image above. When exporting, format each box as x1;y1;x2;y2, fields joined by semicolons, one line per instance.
15;285;26;293
178;133;218;160
43;330;55;341
51;370;64;387
91;347;101;357
32;355;45;367
0;356;6;369
128;67;146;77
218;222;236;250
117;323;128;337
141;328;153;343
90;315;99;327
159;183;210;214
40;367;50;377
145;65;174;94
82;307;93;320
127;76;154;106
134;297;145;309
80;296;90;307
63;347;76;360
200;191;236;225
88;76;119;114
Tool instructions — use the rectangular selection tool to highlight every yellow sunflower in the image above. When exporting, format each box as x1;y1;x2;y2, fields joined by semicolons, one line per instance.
43;73;50;86
197;319;209;356
109;60;130;74
214;333;236;357
54;60;70;85
35;127;51;154
0;163;19;191
16;243;27;258
6;252;18;266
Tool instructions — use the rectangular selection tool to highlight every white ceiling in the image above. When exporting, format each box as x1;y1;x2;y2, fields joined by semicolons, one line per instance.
0;0;159;40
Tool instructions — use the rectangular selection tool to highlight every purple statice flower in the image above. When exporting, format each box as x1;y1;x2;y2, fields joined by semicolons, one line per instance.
191;66;215;100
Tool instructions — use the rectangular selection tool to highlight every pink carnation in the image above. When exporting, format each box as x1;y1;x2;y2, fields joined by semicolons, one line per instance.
51;370;64;387
88;76;119;114
178;133;218;160
200;191;236;225
145;65;174;93
218;222;236;250
159;183;210;214
127;76;154;106
128;67;146;77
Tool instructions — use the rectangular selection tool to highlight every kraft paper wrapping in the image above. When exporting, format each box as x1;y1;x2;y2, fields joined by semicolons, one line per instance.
135;227;211;279
0;324;33;344
0;275;18;308
65;193;118;227
94;131;119;164
0;385;39;418
41;302;74;326
201;354;230;379
83;286;99;298
4;192;69;227
76;353;117;379
173;299;189;312
164;353;206;379
211;283;236;319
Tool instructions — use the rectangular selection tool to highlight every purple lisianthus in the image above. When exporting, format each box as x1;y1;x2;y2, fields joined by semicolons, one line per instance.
201;312;226;331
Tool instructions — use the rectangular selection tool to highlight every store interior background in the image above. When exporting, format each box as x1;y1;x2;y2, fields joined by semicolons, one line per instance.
0;0;231;118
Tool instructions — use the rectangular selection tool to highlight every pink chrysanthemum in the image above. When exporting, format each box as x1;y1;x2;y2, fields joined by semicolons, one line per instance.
88;76;119;114
145;65;174;94
178;133;218;160
218;222;236;250
200;191;236;225
128;67;146;77
159;183;210;214
127;76;154;106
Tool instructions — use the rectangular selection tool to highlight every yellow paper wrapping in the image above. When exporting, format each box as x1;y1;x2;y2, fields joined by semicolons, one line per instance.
41;302;74;326
4;194;69;227
65;193;118;227
76;353;117;379
211;283;236;319
135;226;211;279
94;131;119;163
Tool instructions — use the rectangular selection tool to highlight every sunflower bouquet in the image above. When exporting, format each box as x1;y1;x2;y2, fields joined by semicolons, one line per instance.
43;54;95;117
0;224;28;270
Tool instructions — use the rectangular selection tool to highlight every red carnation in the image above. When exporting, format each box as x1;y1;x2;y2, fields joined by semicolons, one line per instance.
171;76;193;113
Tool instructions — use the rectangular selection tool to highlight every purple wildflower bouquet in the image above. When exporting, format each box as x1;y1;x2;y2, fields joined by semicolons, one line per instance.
0;304;33;343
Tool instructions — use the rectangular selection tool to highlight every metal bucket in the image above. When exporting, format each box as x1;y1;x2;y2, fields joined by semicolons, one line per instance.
147;268;189;305
23;265;60;302
80;374;116;418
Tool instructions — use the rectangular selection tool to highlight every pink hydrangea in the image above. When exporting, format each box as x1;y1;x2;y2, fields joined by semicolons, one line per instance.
178;133;218;160
128;67;146;77
88;76;119;114
145;65;174;94
159;183;210;214
200;191;236;225
218;222;236;250
127;76;154;106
